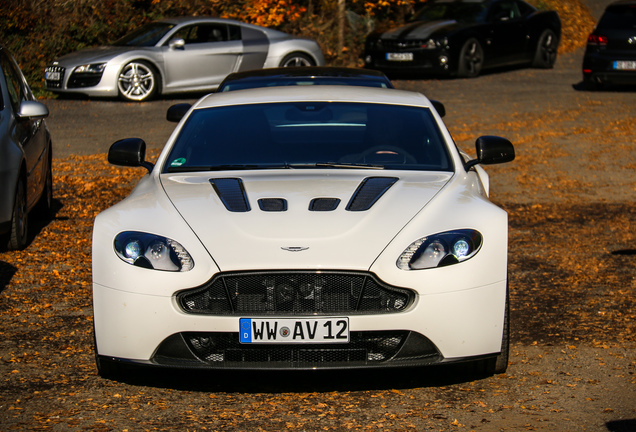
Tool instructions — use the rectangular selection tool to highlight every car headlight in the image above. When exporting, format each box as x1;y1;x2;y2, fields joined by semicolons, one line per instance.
74;63;106;74
421;37;448;50
397;229;482;270
114;231;194;272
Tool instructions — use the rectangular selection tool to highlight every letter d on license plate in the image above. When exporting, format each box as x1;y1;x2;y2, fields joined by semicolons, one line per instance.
240;317;349;344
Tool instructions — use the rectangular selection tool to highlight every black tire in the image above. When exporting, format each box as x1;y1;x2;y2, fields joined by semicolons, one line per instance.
457;38;484;78
7;178;28;251
279;52;315;67
532;29;558;69
34;152;53;220
492;286;510;374
117;60;159;102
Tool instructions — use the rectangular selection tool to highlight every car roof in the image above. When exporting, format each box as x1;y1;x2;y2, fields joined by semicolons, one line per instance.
222;67;392;82
218;67;394;91
193;85;433;110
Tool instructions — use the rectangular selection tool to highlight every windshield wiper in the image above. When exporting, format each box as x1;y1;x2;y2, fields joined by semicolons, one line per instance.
315;162;385;170
166;164;275;173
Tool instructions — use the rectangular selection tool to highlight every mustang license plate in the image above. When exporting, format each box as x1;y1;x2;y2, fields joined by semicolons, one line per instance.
614;60;636;71
386;52;414;62
239;317;349;344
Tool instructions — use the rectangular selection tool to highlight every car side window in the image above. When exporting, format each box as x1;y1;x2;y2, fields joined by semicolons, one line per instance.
489;1;521;21
174;24;235;45
0;51;24;113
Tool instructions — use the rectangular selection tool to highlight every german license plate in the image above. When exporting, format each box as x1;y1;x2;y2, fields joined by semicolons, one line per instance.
239;317;349;344
386;52;413;62
45;71;60;81
614;61;636;70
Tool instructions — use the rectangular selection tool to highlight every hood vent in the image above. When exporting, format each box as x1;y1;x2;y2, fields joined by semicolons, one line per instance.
209;178;250;212
258;198;287;212
346;177;398;212
309;198;341;212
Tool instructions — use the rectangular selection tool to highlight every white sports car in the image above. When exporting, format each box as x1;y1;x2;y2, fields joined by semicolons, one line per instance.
92;86;515;378
44;17;324;102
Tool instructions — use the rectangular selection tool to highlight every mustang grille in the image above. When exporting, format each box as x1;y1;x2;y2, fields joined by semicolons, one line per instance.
177;271;414;315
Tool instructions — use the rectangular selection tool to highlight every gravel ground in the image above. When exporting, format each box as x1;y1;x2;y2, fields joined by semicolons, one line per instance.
1;4;635;429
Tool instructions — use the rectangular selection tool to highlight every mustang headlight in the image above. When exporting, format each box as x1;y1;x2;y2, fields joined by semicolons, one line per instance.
397;230;482;270
74;63;106;74
114;231;194;272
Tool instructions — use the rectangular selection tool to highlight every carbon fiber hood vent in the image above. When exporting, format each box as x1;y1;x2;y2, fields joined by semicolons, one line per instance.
209;178;250;212
346;177;398;211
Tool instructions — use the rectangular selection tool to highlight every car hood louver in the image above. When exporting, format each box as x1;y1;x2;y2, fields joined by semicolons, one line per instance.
161;171;452;271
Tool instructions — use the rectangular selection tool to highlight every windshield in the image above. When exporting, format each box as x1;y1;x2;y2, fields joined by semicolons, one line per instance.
413;0;488;23
113;23;176;47
163;102;453;173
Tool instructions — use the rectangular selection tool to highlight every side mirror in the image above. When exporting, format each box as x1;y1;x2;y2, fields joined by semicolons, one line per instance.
430;99;445;118
464;136;515;170
108;138;154;172
169;38;185;49
167;103;191;122
17;100;49;120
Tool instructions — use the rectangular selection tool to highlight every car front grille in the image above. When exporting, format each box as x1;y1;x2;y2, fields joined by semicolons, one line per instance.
44;66;65;88
177;271;414;315
377;39;426;51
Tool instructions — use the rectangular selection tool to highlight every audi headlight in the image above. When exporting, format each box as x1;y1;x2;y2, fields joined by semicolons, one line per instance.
397;230;482;270
114;231;194;272
74;63;106;74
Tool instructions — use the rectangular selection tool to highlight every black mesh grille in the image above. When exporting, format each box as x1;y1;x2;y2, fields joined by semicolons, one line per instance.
258;198;287;212
309;198;340;211
177;271;414;315
180;331;407;367
378;39;426;50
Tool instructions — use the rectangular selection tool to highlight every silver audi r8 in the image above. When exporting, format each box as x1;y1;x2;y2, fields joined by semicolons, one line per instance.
44;17;325;102
93;85;515;379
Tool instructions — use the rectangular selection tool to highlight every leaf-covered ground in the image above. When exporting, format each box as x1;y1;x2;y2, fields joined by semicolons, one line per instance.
0;130;634;431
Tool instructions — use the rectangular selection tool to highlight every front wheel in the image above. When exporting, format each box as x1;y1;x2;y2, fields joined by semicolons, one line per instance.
532;29;558;69
457;38;483;78
279;52;315;67
117;61;159;102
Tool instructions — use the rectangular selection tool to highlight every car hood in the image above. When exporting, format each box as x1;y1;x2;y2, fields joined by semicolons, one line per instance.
378;19;457;40
52;45;136;66
161;170;452;271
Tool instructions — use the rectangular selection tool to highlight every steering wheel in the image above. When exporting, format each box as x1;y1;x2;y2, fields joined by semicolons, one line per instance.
357;146;417;164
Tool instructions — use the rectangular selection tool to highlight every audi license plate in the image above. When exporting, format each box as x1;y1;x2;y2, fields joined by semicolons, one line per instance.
45;71;60;81
614;61;636;70
386;52;413;62
239;317;349;344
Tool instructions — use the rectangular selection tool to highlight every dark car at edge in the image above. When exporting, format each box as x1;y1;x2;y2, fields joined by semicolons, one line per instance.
363;0;561;78
582;0;636;89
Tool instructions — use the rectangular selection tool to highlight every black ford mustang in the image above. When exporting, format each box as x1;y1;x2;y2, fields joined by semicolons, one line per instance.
363;0;561;78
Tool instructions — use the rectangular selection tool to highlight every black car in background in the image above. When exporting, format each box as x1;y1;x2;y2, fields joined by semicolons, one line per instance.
167;67;447;122
583;0;636;89
363;0;561;78
216;67;394;91
0;46;53;250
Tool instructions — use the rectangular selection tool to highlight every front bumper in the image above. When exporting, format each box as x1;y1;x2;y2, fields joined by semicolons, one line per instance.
93;275;506;370
363;48;453;76
45;64;120;98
